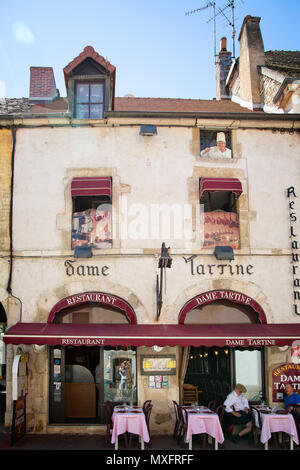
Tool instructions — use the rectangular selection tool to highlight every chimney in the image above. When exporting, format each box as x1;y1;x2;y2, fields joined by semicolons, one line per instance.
29;67;58;101
216;37;232;100
238;16;265;109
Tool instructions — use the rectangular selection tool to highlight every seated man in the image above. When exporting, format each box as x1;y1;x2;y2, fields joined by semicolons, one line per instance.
284;383;300;434
224;383;252;442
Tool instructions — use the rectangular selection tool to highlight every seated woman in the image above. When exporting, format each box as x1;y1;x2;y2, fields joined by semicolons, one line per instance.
223;383;252;442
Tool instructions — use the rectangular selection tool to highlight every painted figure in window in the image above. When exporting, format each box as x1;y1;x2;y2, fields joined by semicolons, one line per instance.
200;131;232;159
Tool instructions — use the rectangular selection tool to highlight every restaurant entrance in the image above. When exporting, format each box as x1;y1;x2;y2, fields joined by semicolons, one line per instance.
49;345;137;424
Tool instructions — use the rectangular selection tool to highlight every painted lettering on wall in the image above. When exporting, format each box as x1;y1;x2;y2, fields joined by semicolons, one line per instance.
287;187;300;316
64;259;109;277
183;255;254;276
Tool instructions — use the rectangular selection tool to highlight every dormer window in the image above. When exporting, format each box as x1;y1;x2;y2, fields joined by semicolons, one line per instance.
75;81;104;118
63;46;116;119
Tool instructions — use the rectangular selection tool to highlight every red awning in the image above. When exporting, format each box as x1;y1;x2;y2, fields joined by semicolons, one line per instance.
3;323;300;348
71;177;111;197
200;178;242;198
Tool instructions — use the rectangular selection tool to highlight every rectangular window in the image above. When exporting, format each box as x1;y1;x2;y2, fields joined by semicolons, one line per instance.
200;178;242;250
200;130;232;159
75;82;104;118
71;177;112;250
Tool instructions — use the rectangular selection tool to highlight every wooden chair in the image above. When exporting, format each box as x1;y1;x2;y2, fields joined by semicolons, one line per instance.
145;404;153;447
251;406;262;448
104;400;114;447
183;384;198;405
143;400;152;413
172;400;180;439
216;404;225;426
177;405;188;445
208;400;217;411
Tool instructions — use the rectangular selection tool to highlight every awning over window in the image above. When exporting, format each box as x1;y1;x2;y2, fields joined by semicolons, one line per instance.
71;177;111;197
3;322;300;348
200;178;242;198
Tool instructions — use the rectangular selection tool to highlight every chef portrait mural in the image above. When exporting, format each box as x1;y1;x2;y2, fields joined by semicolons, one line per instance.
200;130;232;159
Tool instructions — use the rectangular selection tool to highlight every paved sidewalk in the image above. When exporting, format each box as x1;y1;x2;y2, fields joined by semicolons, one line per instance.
0;429;298;451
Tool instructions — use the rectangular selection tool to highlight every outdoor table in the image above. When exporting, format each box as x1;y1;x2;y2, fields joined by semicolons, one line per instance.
184;406;224;450
111;406;150;450
259;409;299;450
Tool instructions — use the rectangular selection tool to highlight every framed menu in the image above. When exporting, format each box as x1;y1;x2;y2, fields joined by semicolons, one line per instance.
141;355;176;375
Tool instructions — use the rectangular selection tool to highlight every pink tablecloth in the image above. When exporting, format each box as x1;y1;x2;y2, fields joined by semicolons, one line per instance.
185;410;224;444
260;413;299;445
111;409;150;444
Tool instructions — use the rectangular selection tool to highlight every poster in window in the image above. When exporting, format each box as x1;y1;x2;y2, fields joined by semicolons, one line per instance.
202;210;240;249
141;355;176;375
200;130;232;159
72;207;112;249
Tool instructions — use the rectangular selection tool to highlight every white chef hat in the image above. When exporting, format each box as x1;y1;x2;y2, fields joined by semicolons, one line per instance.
216;132;226;143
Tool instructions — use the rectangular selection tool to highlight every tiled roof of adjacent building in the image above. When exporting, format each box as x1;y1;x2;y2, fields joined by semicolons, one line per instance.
113;96;259;113
265;50;300;77
0;98;31;115
0;96;261;115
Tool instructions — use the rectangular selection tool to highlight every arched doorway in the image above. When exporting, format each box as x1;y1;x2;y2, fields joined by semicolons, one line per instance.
0;303;7;429
48;292;137;425
179;291;266;407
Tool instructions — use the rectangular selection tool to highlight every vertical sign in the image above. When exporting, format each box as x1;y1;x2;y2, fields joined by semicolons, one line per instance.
287;187;300;315
11;353;29;446
272;363;300;402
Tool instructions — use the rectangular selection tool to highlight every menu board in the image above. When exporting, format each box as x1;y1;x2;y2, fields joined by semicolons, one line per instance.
141;355;176;375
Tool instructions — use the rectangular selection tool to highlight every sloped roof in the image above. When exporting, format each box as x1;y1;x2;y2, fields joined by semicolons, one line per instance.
0;98;31;115
265;50;300;77
114;96;259;113
63;46;116;90
0;96;262;116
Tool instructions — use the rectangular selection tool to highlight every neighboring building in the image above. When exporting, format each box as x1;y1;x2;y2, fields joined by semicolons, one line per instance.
223;16;300;112
1;15;300;437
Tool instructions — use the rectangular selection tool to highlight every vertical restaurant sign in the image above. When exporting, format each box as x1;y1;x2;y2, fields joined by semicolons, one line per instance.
272;363;300;402
11;353;29;446
287;187;300;315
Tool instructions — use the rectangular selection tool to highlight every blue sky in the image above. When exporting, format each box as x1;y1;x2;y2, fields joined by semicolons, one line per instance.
0;0;299;100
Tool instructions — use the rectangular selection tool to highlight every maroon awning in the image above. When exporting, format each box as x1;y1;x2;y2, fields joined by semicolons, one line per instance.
3;323;300;348
200;178;242;198
71;177;111;197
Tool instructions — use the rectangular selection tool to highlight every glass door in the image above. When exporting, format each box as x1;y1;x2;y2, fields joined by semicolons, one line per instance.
49;347;65;423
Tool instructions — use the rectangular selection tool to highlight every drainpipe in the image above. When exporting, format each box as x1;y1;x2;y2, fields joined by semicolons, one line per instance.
7;128;22;322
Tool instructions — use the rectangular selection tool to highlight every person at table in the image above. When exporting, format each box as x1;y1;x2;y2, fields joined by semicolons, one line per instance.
284;383;300;434
284;383;300;410
223;383;252;442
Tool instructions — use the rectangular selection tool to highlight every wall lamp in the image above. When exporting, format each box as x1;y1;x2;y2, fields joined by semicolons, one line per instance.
214;245;234;260
140;125;157;136
74;246;92;258
156;243;172;319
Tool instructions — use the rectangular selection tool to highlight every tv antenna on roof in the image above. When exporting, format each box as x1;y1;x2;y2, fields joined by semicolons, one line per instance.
186;1;241;62
185;2;217;62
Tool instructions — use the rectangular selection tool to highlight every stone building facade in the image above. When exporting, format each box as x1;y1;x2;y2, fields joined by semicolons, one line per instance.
1;15;300;437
